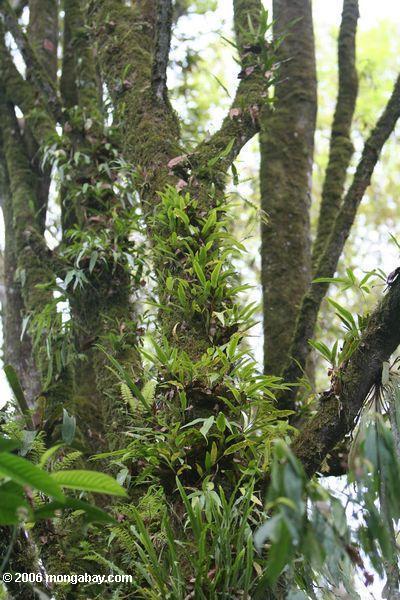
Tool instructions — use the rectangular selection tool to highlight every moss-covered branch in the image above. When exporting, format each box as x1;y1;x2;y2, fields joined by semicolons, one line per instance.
311;0;359;271
27;0;58;82
192;0;271;182
293;277;400;477
0;27;55;145
0;95;74;422
61;0;101;112
24;0;58;232
0;116;41;405
193;77;271;186
0;0;62;120
89;0;180;177
151;0;173;105
281;73;400;408
260;0;317;376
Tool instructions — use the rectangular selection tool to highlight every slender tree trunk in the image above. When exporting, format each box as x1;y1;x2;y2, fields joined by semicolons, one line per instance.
260;0;317;376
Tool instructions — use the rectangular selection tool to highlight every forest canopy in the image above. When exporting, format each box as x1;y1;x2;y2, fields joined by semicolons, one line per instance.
0;0;400;598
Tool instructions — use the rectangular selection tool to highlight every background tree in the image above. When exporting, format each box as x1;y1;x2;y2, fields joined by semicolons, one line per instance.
1;0;400;598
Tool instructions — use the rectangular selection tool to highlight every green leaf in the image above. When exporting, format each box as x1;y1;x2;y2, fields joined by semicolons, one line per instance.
327;298;357;331
266;519;293;584
0;492;31;525
0;436;21;453
201;211;217;236
33;498;115;524
51;470;127;497
39;443;64;468
89;251;99;273
200;416;215;439
0;453;64;501
97;345;150;410
224;440;250;455
193;259;207;287
4;365;30;414
216;412;226;433
61;409;76;445
210;262;222;288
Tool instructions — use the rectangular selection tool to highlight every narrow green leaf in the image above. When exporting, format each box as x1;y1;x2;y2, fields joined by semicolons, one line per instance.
200;416;215;439
4;365;30;415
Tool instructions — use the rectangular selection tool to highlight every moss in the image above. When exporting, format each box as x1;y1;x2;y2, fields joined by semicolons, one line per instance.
92;0;181;182
260;0;317;379
0;31;54;145
27;0;58;82
61;0;101;113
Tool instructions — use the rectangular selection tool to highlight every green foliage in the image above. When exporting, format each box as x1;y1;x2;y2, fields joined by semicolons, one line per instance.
0;433;125;528
309;268;381;370
152;185;252;333
253;404;400;598
128;480;267;599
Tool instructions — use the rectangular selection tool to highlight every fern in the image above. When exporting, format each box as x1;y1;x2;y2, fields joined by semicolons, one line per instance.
81;549;127;576
28;431;47;463
141;380;157;406
53;450;83;471
120;382;140;415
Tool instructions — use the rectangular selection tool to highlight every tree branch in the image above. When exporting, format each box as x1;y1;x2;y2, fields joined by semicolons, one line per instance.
192;0;270;179
0;108;41;403
0;26;55;144
25;0;58;232
27;0;58;82
0;0;62;120
89;0;180;171
312;0;359;271
193;77;271;181
151;0;173;105
60;0;101;113
293;277;400;477
281;73;400;408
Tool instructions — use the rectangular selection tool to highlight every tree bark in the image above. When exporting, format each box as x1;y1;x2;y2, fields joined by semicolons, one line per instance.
260;0;317;376
293;278;400;476
281;73;400;408
312;0;359;271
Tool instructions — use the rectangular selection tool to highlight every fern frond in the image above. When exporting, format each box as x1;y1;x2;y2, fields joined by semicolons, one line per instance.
141;380;157;406
53;450;83;471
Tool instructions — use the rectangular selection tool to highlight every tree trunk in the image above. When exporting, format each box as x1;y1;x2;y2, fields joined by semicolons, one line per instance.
260;0;317;376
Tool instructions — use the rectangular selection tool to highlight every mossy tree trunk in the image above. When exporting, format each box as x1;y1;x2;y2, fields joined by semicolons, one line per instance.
260;0;317;377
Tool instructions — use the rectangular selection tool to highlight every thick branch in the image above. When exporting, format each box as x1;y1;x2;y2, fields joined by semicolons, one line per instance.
192;0;268;179
151;0;173;105
25;0;58;231
0;28;55;144
312;0;359;270
89;0;180;173
0;0;61;120
27;0;58;82
193;77;271;181
281;73;400;408
0;117;41;403
293;277;400;477
60;0;101;112
233;0;263;53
